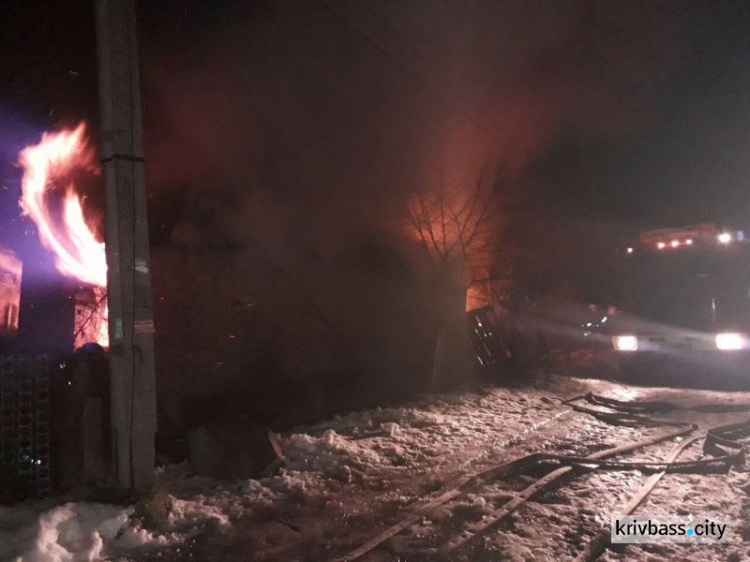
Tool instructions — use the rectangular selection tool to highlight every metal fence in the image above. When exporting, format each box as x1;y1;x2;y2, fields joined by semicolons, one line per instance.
0;354;52;500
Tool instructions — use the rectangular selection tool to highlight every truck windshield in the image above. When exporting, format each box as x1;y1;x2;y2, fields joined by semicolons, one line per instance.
625;247;750;331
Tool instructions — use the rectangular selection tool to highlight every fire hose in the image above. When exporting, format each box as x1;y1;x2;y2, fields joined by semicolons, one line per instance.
331;394;749;562
584;391;750;414
443;399;747;557
576;416;750;561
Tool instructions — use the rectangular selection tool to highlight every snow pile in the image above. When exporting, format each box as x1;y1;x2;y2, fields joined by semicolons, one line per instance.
276;377;585;481
0;502;164;562
168;497;233;532
306;405;445;437
349;407;445;429
256;469;326;497
283;428;382;477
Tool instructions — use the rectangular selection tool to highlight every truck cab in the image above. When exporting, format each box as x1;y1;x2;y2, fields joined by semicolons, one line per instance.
608;224;750;386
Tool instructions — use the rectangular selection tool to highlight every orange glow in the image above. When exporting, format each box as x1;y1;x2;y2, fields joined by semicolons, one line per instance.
0;247;22;334
18;124;108;346
0;247;22;280
406;181;499;311
74;286;108;349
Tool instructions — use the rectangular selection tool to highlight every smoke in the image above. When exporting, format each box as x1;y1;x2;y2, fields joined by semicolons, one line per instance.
140;1;698;239
135;0;705;410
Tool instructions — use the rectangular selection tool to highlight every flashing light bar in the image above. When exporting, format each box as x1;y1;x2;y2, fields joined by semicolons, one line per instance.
633;227;746;254
651;234;736;250
656;240;692;250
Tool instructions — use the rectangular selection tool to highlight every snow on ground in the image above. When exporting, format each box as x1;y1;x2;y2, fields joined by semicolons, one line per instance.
2;372;749;561
0;501;166;562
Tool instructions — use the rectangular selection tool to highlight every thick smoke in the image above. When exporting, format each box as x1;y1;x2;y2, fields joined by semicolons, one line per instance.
136;1;702;426
0;1;730;432
142;1;696;232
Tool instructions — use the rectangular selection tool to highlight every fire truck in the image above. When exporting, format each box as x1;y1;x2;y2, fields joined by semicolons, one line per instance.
608;223;750;384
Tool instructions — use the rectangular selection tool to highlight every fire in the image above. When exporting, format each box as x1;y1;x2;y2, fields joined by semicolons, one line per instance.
0;247;22;280
0;247;22;334
18;123;108;346
18;123;107;287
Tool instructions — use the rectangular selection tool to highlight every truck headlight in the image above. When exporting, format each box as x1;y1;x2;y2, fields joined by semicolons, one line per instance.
715;333;745;351
613;335;638;351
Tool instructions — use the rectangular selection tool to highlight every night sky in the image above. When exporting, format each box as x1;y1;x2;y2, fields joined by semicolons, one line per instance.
1;0;750;261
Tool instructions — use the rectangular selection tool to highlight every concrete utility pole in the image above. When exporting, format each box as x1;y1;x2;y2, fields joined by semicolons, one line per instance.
96;0;157;490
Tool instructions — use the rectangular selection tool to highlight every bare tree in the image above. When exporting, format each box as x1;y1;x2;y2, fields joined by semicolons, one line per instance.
407;165;504;308
73;287;108;348
406;168;504;388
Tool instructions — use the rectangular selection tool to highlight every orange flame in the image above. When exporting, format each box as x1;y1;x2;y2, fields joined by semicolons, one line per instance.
18;123;109;347
18;123;107;288
0;246;22;280
0;247;22;334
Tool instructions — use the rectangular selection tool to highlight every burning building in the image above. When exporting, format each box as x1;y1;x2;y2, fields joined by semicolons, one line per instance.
0;124;112;499
0;248;22;335
8;123;108;350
